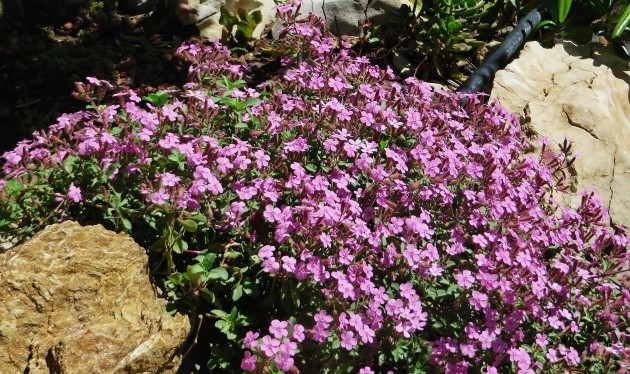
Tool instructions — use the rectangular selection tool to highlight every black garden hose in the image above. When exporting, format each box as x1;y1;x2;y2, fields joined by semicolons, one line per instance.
456;5;549;94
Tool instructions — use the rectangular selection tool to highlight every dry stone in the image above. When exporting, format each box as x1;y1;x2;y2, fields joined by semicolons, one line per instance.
492;41;630;228
177;0;411;40
0;221;191;374
301;0;410;36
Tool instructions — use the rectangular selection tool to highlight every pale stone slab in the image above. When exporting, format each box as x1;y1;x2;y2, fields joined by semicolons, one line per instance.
492;41;630;228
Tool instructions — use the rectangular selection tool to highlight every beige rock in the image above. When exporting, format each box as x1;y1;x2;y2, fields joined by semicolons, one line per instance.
0;221;191;374
492;41;630;228
301;0;411;36
177;0;276;40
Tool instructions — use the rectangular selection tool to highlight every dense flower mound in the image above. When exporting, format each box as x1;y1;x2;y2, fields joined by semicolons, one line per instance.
1;2;629;372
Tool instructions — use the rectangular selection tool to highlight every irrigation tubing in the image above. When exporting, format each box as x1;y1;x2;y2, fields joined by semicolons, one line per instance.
456;5;549;94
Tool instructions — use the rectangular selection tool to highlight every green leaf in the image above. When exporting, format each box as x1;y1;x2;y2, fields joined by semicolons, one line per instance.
3;179;23;195
557;0;573;23
305;164;317;173
449;43;473;52
178;218;198;232
171;236;188;254
331;339;341;349
121;218;132;231
167;272;183;286
215;319;228;331
202;253;217;269
190;212;208;223
225;250;243;259
150;236;167;252
446;16;463;31
250;9;262;24
211;309;228;317
201;288;216;303
243;97;261;108
446;283;459;295
612;3;630;39
537;19;557;31
187;264;206;285
167;151;185;163
236;23;254;40
208;267;229;280
63;155;79;173
165;303;178;315
143;91;170;107
232;285;244;301
234;122;249;129
187;264;205;275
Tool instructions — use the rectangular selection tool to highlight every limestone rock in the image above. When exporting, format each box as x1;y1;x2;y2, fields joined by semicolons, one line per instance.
177;0;276;40
301;0;409;36
0;221;191;374
492;41;630;228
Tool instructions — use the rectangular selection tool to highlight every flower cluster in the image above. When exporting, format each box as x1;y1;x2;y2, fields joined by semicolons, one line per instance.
1;1;628;372
241;320;304;371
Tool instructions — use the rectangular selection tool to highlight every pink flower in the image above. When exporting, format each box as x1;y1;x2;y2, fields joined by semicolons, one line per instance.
67;184;82;203
313;310;333;326
258;245;275;259
509;347;531;371
311;323;329;343
216;157;233;174
150;188;169;205
269;320;289;339
262;257;280;273
254;150;270;169
470;290;489;311
340;330;357;350
274;351;294;371
292;324;305;342
460;343;476;358
477;330;494;350
281;256;297;272
455;270;475;289
159;172;181;187
243;331;259;349
240;351;257;371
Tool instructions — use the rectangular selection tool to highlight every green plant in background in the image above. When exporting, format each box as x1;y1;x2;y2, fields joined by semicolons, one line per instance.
536;0;630;55
219;7;263;53
379;0;518;82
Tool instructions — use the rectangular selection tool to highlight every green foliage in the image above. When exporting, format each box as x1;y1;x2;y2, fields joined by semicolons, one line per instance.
375;0;518;81
537;0;630;53
219;7;264;52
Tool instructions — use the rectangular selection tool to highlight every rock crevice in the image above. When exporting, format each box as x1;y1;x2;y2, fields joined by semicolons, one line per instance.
492;41;630;228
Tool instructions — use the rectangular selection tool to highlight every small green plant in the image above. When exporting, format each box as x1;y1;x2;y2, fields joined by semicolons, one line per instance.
219;6;263;53
537;0;630;55
375;0;518;82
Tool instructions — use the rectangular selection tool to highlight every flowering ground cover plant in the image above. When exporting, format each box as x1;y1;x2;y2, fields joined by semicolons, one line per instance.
1;1;629;372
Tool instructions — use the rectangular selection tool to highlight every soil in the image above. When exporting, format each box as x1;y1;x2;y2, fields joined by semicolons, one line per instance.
0;1;198;154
